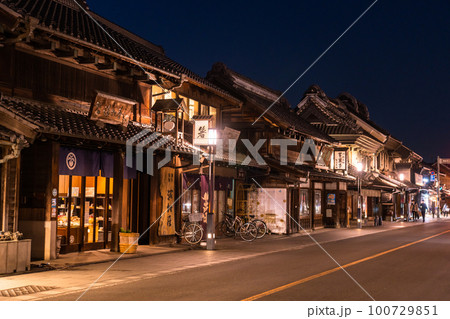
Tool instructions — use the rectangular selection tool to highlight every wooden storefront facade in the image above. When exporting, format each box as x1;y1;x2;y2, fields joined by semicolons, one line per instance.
0;0;240;259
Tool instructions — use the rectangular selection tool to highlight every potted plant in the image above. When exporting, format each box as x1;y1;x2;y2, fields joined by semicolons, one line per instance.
119;228;140;254
0;231;31;274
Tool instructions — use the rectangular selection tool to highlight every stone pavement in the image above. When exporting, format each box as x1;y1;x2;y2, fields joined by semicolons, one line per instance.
0;217;447;301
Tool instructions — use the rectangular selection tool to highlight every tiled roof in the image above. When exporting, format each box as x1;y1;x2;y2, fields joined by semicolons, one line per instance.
264;156;355;182
296;85;360;133
312;123;357;135
206;63;335;144
0;0;235;100
241;89;335;144
0;95;200;154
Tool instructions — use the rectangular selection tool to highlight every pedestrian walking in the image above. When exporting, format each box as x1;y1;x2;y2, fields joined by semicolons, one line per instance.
442;203;449;217
419;200;428;222
412;202;419;221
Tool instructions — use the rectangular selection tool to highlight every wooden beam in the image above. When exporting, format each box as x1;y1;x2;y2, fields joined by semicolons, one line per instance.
0;107;38;140
52;47;76;58
95;61;115;70
30;39;56;51
74;55;96;64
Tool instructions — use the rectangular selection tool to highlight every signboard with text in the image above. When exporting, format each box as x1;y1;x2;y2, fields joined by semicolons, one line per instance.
193;120;210;145
89;91;136;127
334;150;347;171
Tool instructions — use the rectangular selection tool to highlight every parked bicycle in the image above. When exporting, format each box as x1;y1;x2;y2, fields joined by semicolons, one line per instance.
175;213;203;245
246;215;268;239
217;213;258;241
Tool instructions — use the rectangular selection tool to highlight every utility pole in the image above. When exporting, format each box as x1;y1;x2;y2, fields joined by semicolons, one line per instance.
206;145;216;250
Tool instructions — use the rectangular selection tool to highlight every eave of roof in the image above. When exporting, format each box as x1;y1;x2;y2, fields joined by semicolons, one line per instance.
0;0;240;105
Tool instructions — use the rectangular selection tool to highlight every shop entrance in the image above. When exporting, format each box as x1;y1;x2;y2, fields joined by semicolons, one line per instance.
58;175;114;253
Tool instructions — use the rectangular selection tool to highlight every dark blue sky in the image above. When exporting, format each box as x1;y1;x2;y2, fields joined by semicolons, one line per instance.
88;0;450;162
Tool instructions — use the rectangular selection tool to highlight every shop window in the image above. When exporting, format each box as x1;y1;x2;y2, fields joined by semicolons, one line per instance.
200;104;209;116
314;190;322;215
188;99;199;118
57;174;114;249
209;106;217;128
299;190;309;216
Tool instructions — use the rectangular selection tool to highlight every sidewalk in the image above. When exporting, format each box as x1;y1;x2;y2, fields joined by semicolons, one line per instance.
26;244;190;273
4;215;448;278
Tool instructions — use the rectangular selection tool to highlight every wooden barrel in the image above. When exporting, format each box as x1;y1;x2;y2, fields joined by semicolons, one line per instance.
119;232;139;254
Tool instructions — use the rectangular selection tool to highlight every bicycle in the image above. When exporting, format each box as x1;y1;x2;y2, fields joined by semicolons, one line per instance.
218;213;257;241
247;214;268;239
175;213;203;245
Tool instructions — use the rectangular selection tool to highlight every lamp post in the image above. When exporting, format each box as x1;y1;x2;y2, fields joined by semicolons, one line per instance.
207;129;217;250
193;116;216;250
356;162;363;229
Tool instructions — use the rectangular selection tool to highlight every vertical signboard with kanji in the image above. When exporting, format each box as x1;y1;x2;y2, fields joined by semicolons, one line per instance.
334;149;347;171
159;167;175;236
193;120;210;145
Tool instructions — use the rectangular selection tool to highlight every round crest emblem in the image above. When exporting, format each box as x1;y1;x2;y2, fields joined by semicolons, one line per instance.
66;152;77;170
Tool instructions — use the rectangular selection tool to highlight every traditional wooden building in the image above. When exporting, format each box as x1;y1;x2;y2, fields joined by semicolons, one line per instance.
295;85;425;224
0;0;240;259
206;63;354;233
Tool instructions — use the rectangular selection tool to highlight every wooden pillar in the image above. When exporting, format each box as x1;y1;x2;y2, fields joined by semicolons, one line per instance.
149;158;160;244
111;151;124;252
1;151;7;231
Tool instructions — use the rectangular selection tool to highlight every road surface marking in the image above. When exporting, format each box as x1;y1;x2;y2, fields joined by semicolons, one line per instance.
242;229;450;301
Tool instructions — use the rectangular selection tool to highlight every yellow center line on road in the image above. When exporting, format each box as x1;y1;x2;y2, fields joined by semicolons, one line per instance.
242;229;450;301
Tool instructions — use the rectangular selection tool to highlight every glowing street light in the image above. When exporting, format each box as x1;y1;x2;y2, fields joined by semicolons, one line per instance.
356;162;363;172
399;173;405;181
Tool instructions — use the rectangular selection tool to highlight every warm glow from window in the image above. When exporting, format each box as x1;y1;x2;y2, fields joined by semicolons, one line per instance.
356;162;363;172
210;106;217;128
188;99;196;118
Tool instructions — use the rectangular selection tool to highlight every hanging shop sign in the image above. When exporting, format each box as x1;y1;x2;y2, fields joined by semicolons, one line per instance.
415;173;424;186
59;147;100;176
439;158;450;164
89;91;136;127
321;145;333;168
159;167;176;236
334;149;347;171
193;119;210;145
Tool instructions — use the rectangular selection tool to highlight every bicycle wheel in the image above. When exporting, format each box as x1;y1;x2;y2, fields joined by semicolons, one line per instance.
184;223;203;244
253;219;267;239
239;222;257;242
221;220;235;237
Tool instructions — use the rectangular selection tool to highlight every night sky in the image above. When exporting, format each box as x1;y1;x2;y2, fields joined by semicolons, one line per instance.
88;0;450;162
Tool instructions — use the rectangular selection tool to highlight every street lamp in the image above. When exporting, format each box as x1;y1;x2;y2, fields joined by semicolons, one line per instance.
207;129;217;250
193;116;216;250
356;162;363;229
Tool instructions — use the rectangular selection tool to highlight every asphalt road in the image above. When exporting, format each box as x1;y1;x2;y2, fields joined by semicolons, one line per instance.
42;220;450;301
